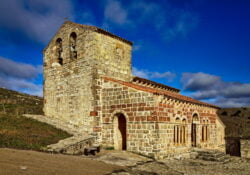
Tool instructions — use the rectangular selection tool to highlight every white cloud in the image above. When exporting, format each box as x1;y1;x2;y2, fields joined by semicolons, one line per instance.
214;97;250;108
76;9;97;26
181;72;250;107
181;72;221;91
151;72;176;82
132;67;149;78
0;0;74;43
129;0;165;26
0;76;42;96
0;57;43;96
0;57;42;79
163;10;199;41
223;83;250;98
133;43;142;51
102;0;198;42
133;67;176;82
104;0;130;25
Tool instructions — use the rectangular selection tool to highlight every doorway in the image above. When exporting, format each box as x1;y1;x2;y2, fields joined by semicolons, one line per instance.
226;138;241;157
191;123;197;147
191;114;199;147
114;113;127;150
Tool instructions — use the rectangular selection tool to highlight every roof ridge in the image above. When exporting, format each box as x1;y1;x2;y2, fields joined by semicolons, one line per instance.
103;76;219;109
65;21;133;45
133;76;180;92
43;21;133;52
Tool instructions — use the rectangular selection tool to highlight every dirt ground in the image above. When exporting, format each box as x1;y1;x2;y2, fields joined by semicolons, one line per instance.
1;148;250;175
0;148;122;175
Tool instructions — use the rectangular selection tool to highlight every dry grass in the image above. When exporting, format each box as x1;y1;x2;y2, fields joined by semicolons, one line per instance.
0;87;71;150
0;114;71;150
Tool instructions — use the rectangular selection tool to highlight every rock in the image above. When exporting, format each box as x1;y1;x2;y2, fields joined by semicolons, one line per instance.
20;166;27;170
189;152;199;159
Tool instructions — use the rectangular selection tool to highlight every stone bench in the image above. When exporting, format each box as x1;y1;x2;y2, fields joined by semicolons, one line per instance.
84;146;100;156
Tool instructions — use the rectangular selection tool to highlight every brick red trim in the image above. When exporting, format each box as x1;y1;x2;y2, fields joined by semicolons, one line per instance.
93;127;101;132
133;76;180;93
90;111;98;116
103;76;219;109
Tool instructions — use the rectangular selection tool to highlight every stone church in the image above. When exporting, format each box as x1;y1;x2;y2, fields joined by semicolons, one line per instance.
43;21;225;159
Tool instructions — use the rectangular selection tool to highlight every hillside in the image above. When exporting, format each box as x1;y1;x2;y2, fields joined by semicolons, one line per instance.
0;87;71;150
218;107;250;138
0;87;43;115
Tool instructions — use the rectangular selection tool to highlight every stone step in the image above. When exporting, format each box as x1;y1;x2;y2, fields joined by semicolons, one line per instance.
192;149;230;162
23;114;101;156
45;135;98;155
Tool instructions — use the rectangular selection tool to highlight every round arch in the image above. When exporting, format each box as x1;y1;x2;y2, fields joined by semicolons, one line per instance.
112;110;128;150
192;112;200;123
191;112;199;147
175;117;181;123
55;38;63;65
69;32;77;59
111;110;129;122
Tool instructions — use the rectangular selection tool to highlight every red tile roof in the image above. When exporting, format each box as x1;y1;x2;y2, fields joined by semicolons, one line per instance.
103;77;219;109
133;76;180;93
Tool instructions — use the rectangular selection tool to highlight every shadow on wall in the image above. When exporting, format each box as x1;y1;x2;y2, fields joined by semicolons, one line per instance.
218;107;250;157
225;138;241;157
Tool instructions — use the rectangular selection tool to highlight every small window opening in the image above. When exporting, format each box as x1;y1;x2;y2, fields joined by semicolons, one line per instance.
201;125;209;142
56;38;63;65
173;118;186;145
70;32;77;59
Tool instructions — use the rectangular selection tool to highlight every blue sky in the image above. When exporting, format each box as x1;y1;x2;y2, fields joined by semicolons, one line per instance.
0;0;250;107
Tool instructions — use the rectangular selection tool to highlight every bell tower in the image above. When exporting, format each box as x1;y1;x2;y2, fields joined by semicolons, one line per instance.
43;21;133;133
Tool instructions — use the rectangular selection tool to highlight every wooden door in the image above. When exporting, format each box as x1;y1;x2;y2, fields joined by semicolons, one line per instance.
191;123;197;147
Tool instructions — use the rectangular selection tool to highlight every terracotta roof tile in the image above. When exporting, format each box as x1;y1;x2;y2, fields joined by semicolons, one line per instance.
133;76;180;93
103;77;219;109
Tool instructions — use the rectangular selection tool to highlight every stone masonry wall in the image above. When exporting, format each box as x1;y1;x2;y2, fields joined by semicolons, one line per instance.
218;108;250;157
154;98;224;158
240;139;250;158
94;78;224;159
43;23;98;132
216;117;226;151
95;32;132;81
94;78;159;158
43;22;132;134
43;21;224;159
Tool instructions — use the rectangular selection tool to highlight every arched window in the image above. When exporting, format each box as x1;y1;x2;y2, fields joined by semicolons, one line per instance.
182;119;187;144
69;32;77;59
174;118;186;145
193;113;199;122
174;118;180;144
115;46;124;61
191;113;199;147
201;119;209;142
175;117;180;122
56;38;63;65
201;119;204;141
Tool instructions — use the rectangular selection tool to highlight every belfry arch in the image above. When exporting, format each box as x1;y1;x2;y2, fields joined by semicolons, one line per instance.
55;38;63;65
69;32;77;59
